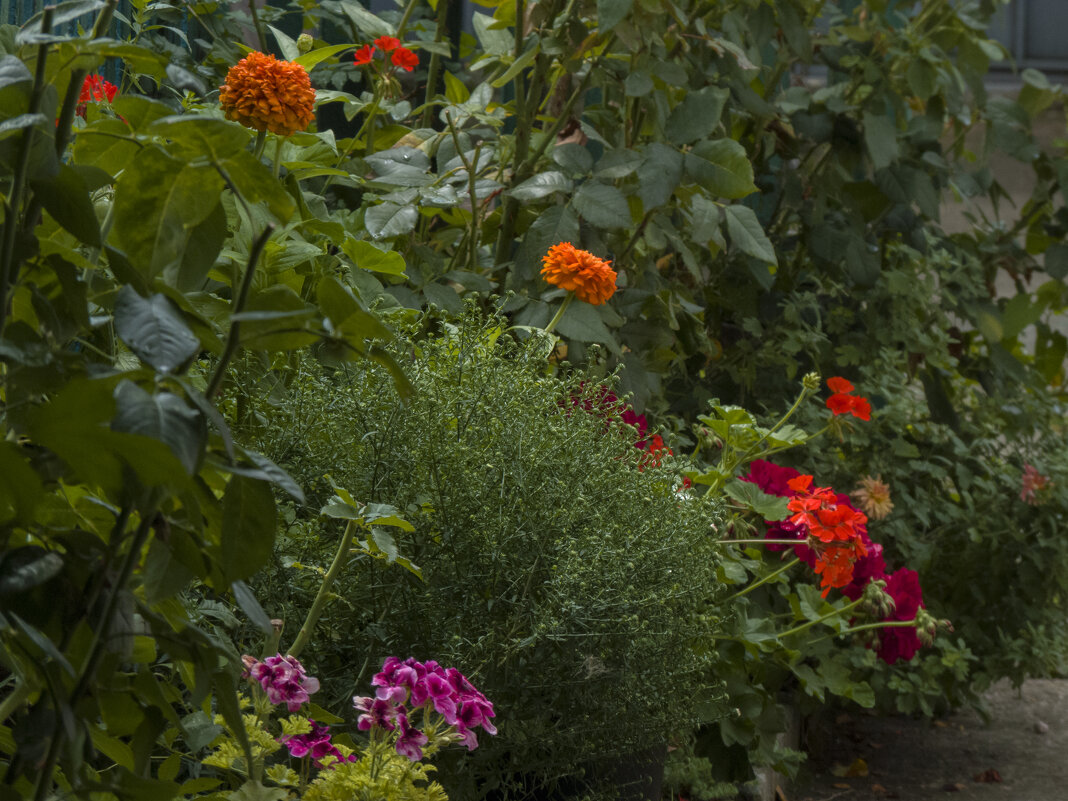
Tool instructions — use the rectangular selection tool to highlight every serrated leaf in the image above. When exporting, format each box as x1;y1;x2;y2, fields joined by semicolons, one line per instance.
365;202;418;239
508;171;573;201
557;301;621;354
667;87;729;145
114;286;200;373
725;205;777;265
685;139;757;199
723;479;790;521
637;142;683;209
597;0;633;31
572;181;631;229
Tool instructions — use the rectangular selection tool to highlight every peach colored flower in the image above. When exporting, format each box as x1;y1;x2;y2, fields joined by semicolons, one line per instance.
219;51;315;137
541;242;617;306
1020;463;1051;506
852;475;893;520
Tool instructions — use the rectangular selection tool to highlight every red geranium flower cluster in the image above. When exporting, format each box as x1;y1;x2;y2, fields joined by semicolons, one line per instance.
76;74;117;118
354;35;419;72
741;459;930;664
826;376;871;421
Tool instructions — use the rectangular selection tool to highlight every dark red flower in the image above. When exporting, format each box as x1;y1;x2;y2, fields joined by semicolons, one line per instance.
391;47;419;72
354;44;375;65
876;568;925;664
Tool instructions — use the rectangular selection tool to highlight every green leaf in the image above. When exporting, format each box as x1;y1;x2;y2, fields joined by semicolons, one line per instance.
572;181;631;229
29;163;101;246
685;139;756;199
624;71;653;97
365;202;418;239
863;111;899;171
472;12;512;56
229;781;289;801
557;301;621;354
21;0;104;33
723;479;790;521
340;0;394;38
423;282;463;313
667;87;729;146
0;55;32;90
112;382;205;475
113;148;224;279
597;0;633;32
596;148;643;179
268;25;299;60
508;171;573;201
1045;243;1068;279
516;205;579;279
341;238;407;275
221;476;277;582
490;44;540;88
724;205;777;265
143;537;196;605
170;200;227;291
232;580;273;634
0;548;62;596
181;711;222;752
147;116;251;161
221;149;296;222
636;143;683;209
0;113;46;140
293;44;356;71
114;286;200;374
0;442;42;527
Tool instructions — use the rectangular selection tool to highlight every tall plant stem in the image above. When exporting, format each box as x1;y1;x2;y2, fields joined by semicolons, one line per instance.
419;0;452;128
324;92;382;191
721;557;800;603
247;0;269;52
288;521;357;659
252;129;267;160
395;0;420;38
205;225;274;399
777;598;864;640
54;0;118;161
542;292;573;335
0;7;52;334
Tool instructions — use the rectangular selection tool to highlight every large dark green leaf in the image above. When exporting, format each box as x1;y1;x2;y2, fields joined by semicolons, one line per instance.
515;205;580;280
637;143;683;209
168;200;227;291
725;205;777;265
30;163;101;246
863;111;900;171
147;116;251;161
572;182;631;229
0;547;62;596
0;441;42;527
684;139;757;199
508;171;573;202
0;55;32;90
341;238;407;276
220;149;296;222
113;148;224;279
667;87;729;145
365;202;418;239
597;0;633;31
112;382;205;475
557;301;622;355
220;475;277;582
114;286;200;374
231;580;273;634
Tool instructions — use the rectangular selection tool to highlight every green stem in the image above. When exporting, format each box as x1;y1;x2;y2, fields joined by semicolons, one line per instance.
272;135;283;179
252;129;267;160
419;0;451;128
288;521;357;659
834;618;920;637
53;0;118;161
394;0;420;38
0;682;30;724
720;557;800;603
247;0;269;52
777;598;864;640
205;225;274;399
0;6;52;333
542;292;573;335
324;92;382;191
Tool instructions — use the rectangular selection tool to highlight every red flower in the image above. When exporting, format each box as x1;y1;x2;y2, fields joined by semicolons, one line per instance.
639;434;672;471
76;74;117;118
787;475;869;596
825;376;871;421
391;47;419;72
375;35;401;52
354;44;375;65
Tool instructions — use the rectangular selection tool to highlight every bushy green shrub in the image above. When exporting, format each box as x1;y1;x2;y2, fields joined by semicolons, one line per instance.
237;312;728;800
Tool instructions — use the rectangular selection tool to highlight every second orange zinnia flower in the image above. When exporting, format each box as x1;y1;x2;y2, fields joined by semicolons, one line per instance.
541;242;617;306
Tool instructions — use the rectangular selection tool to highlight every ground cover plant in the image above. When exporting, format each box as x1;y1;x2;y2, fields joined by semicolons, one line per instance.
0;0;1066;799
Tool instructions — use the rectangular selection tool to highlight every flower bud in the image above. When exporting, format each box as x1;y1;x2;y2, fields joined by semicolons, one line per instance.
297;33;314;53
802;372;821;391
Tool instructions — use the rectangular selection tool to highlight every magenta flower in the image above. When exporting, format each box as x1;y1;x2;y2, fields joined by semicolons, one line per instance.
244;654;320;712
353;695;402;731
876;568;925;664
280;721;358;768
394;713;429;761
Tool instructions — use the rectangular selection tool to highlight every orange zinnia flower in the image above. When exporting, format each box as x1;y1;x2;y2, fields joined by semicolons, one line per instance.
541;242;617;306
219;52;316;137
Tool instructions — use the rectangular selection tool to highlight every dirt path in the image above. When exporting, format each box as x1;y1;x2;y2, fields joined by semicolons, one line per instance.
793;680;1068;801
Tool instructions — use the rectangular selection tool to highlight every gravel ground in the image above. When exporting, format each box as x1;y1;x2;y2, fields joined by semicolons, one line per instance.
793;680;1068;801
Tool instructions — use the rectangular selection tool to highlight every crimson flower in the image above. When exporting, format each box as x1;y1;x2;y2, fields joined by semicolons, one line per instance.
391;47;419;72
354;44;375;65
825;375;871;421
875;568;925;664
374;35;401;52
76;74;117;118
